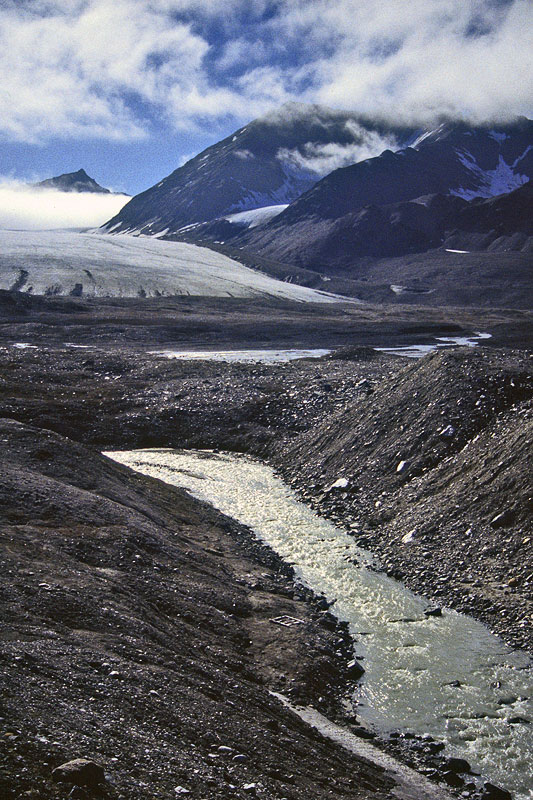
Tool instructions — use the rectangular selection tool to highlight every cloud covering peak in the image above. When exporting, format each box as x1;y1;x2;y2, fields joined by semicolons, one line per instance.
0;179;129;230
277;122;400;177
0;0;531;146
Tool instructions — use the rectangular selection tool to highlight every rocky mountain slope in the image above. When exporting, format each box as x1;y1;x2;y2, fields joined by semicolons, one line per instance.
97;107;532;308
101;103;415;236
444;179;533;252
239;119;533;269
234;180;533;267
33;169;114;194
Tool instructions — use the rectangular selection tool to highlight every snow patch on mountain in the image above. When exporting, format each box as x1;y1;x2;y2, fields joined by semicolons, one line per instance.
224;205;288;229
451;151;529;200
489;131;508;144
513;145;533;168
227;163;316;214
408;123;447;149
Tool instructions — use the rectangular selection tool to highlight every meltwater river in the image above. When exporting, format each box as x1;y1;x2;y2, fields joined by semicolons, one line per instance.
106;449;532;799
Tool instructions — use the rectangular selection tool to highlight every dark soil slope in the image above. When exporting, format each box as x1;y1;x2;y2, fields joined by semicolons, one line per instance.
444;180;533;252
0;418;395;800
239;182;533;267
275;348;533;652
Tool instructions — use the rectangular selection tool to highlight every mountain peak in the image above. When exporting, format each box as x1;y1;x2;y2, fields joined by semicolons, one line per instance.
101;106;416;236
33;169;111;194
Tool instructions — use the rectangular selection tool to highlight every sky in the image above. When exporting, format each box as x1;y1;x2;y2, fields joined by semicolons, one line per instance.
0;0;532;208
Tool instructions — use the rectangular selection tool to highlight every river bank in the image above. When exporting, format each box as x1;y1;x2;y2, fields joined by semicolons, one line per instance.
0;419;396;800
271;347;533;656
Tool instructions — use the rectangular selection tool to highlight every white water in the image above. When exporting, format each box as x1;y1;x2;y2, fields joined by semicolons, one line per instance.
148;348;331;363
105;449;532;799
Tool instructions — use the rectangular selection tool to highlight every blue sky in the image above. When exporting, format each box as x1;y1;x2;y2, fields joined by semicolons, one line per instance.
0;0;532;197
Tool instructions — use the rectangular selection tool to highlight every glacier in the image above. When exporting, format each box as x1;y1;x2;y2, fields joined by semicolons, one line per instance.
0;229;349;303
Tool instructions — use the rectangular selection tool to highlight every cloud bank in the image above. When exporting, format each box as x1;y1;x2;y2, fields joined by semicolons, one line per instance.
0;0;531;144
0;181;130;230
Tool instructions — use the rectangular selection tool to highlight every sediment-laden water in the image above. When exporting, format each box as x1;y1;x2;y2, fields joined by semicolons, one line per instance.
148;348;331;362
148;334;491;362
375;332;492;358
106;449;532;799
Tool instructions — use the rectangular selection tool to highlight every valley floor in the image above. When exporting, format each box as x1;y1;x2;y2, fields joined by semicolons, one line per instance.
0;295;532;799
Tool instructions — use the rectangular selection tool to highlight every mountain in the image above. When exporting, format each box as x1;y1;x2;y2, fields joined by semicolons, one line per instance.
34;168;112;194
101;103;416;236
233;180;533;270
239;118;533;270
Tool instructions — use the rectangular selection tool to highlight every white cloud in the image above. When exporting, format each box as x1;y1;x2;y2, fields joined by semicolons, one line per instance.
0;180;130;230
293;0;533;123
277;122;399;177
0;0;531;144
0;0;212;142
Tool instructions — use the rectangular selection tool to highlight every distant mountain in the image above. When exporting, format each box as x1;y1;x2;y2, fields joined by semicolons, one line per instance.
239;118;533;269
34;169;113;194
101;103;416;236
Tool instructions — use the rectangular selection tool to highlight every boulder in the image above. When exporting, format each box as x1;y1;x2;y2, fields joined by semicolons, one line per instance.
445;757;471;773
441;770;465;788
346;658;365;679
51;759;105;787
482;782;513;800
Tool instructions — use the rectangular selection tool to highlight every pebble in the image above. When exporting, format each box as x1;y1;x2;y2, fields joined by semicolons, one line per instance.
439;425;455;438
